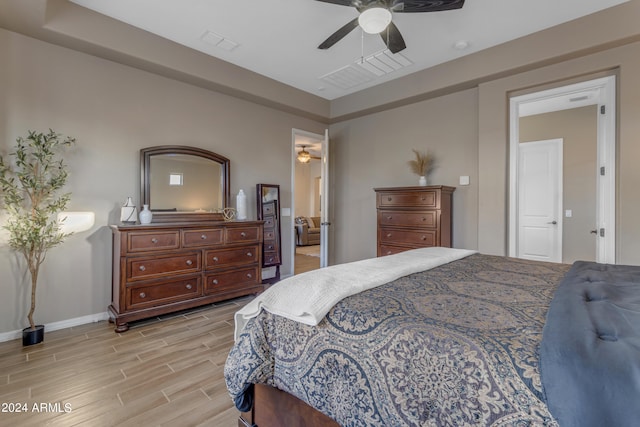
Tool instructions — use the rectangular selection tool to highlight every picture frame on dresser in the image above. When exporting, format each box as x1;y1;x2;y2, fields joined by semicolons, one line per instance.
256;184;282;284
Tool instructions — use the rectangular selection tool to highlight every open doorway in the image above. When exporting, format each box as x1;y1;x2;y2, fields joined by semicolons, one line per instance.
291;129;329;275
509;75;616;264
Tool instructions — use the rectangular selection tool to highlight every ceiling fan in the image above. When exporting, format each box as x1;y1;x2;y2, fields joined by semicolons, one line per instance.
296;145;321;163
316;0;465;54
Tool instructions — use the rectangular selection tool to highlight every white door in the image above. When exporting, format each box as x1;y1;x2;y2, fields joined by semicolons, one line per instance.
517;139;563;262
320;129;330;268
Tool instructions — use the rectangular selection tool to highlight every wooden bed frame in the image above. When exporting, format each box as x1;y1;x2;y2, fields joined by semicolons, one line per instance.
238;384;339;427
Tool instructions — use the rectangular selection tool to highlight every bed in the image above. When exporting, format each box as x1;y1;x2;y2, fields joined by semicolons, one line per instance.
224;247;640;427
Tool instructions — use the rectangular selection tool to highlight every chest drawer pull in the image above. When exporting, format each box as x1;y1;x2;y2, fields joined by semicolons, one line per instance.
387;196;393;201
387;216;393;220
139;292;146;298
212;256;219;262
246;252;253;257
240;232;247;237
421;235;427;240
186;260;193;266
246;273;252;279
151;238;158;244
386;233;392;238
186;284;192;290
201;234;207;240
211;279;218;285
139;265;146;271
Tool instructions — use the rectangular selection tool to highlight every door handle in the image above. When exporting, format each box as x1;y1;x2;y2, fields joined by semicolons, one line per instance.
547;221;557;225
590;229;598;234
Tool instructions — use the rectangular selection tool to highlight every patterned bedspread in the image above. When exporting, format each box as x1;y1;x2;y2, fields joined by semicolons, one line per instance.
225;254;571;426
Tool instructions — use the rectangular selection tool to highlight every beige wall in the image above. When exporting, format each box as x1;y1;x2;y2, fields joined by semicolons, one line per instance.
519;106;598;263
0;29;325;333
478;40;640;265
329;88;479;263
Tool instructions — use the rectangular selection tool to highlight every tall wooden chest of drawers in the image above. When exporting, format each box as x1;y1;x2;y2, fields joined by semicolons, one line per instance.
109;221;263;332
375;186;455;256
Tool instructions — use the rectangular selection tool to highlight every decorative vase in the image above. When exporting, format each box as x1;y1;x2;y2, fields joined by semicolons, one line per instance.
120;196;137;223
139;204;153;224
236;189;247;220
22;325;44;346
419;176;427;186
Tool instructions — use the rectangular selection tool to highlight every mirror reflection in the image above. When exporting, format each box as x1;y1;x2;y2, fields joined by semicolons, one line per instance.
149;154;222;212
141;145;230;222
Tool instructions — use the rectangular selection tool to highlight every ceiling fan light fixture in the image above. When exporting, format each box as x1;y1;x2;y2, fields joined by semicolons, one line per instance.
297;147;312;163
358;7;392;34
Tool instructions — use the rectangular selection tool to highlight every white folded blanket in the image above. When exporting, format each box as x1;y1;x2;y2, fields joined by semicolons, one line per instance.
234;247;476;340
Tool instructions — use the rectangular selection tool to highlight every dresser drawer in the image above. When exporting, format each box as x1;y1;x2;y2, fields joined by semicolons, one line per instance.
264;229;277;241
182;228;224;247
377;191;438;208
206;245;259;269
263;217;276;229
126;276;201;310
127;252;201;281
127;231;180;253
226;226;261;243
262;203;276;216
263;251;280;266
378;210;438;228
379;228;437;247
204;267;260;294
378;245;412;257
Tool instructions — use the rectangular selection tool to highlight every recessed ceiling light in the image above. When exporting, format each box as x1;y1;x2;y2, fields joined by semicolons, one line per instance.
453;40;469;50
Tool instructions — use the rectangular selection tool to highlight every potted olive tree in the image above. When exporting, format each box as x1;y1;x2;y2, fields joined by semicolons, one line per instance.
0;129;75;346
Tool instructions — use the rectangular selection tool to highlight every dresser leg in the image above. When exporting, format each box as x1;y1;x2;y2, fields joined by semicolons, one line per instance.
114;322;129;333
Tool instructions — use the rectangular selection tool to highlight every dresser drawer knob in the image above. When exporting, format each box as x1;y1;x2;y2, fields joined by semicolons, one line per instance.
421;235;427;240
139;292;146;298
151;238;158;244
386;233;392;238
246;252;253;257
212;256;219;262
139;265;146;271
240;232;247;237
387;197;392;201
421;197;426;201
387;216;392;220
201;234;207;240
422;217;427;221
186;260;193;266
211;279;218;285
246;273;252;279
186;284;192;290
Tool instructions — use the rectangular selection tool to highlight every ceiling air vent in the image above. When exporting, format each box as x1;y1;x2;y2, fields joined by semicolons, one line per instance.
319;49;413;90
200;30;239;52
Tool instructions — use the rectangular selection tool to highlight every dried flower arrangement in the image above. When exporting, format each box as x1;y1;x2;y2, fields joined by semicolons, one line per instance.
407;149;432;177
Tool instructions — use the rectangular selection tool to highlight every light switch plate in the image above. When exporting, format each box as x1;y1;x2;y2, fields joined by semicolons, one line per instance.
281;207;291;217
459;176;470;186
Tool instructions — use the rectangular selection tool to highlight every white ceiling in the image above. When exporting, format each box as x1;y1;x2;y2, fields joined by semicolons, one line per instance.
70;0;627;100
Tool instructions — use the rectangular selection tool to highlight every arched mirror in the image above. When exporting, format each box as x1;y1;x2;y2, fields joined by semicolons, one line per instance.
140;145;230;222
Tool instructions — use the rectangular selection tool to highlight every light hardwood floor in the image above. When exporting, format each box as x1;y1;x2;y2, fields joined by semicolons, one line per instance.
0;298;251;427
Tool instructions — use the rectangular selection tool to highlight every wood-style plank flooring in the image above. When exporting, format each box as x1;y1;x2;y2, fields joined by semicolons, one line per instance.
0;298;251;427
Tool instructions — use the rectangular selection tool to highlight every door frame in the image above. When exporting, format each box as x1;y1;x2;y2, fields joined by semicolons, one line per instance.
291;128;329;273
508;75;616;263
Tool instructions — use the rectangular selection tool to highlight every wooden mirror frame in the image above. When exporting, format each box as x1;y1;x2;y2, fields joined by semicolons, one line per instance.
140;145;230;223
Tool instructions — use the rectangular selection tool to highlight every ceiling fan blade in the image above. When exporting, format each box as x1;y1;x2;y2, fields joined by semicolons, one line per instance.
395;0;465;13
315;0;359;6
381;21;406;53
318;17;360;49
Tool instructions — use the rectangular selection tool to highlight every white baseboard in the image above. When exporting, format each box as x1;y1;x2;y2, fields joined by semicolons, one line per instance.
0;312;110;343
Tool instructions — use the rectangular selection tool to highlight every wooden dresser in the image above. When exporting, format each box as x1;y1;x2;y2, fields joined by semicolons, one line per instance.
109;221;263;332
375;186;455;256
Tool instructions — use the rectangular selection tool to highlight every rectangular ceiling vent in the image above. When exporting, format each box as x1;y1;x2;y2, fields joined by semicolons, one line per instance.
319;49;413;90
200;30;239;52
356;49;413;77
